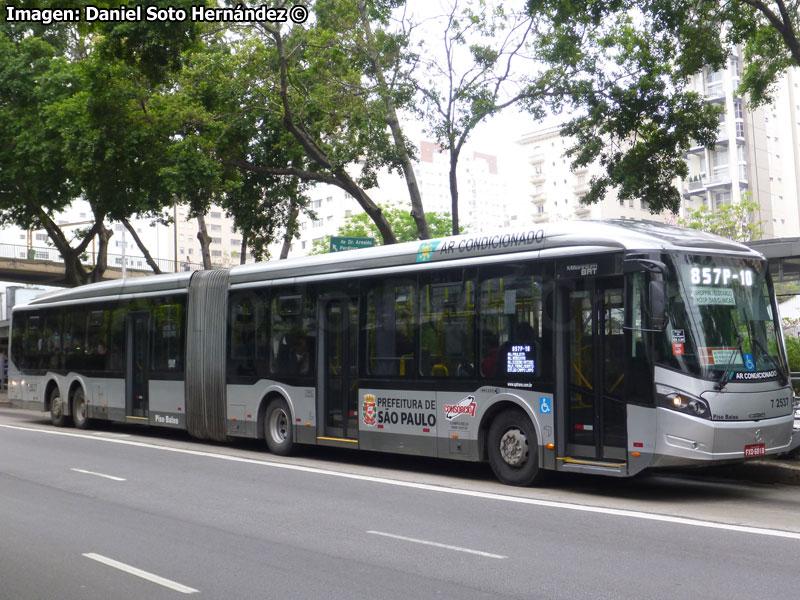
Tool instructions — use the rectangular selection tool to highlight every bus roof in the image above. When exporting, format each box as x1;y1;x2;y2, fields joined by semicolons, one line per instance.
21;219;761;307
227;219;761;285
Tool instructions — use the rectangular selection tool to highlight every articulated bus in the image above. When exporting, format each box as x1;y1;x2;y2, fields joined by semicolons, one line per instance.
8;220;797;485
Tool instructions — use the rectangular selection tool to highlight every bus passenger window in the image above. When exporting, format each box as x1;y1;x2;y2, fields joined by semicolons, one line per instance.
365;281;415;377
151;299;185;374
86;309;110;372
420;276;475;378
271;292;315;378
480;268;542;379
230;294;258;377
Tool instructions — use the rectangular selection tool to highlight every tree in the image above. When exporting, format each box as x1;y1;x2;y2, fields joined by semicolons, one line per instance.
310;205;460;255
414;0;550;235
223;1;429;245
355;0;431;240
528;0;800;215
0;21;180;285
529;0;730;214
678;198;764;242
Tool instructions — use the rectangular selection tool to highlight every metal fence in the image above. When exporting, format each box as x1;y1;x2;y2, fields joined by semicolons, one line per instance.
0;242;206;273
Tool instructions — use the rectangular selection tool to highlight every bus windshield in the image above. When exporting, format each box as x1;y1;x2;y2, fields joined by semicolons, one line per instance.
659;254;787;383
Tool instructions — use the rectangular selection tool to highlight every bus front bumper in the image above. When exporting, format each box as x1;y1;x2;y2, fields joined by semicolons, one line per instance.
650;408;795;468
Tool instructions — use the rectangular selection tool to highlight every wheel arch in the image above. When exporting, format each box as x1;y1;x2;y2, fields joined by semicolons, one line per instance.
44;378;62;412
478;398;541;464
256;388;294;440
67;379;87;416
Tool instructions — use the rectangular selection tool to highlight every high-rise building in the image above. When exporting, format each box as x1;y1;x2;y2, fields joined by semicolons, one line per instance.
517;126;674;225
270;139;513;257
518;56;800;238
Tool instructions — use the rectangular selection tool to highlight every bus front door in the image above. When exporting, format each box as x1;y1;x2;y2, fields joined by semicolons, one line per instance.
565;276;627;461
320;297;359;442
125;312;150;421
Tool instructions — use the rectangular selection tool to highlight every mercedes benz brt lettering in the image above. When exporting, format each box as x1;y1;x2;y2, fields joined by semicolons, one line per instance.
8;220;796;485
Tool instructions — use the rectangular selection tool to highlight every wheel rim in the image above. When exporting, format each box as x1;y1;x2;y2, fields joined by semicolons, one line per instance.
51;395;63;419
499;427;529;467
268;408;289;445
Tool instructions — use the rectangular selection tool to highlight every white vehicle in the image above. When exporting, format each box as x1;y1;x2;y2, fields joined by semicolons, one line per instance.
9;220;795;485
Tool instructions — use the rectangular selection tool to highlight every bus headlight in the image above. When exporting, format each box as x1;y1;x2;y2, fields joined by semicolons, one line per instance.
657;386;711;419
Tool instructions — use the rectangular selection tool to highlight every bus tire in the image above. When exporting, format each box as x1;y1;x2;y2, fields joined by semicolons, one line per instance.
72;388;90;430
50;388;68;428
264;398;293;456
487;408;543;486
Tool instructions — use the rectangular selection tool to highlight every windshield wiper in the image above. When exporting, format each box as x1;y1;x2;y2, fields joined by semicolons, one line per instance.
750;335;789;385
715;332;743;391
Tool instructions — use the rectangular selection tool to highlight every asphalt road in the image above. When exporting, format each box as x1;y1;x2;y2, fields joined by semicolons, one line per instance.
2;407;800;599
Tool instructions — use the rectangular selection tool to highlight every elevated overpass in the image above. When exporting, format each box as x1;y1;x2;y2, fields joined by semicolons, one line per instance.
0;243;202;287
747;238;800;295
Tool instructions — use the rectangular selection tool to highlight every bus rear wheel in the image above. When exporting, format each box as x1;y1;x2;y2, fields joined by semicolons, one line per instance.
72;388;90;430
487;409;543;486
49;388;68;428
264;398;293;456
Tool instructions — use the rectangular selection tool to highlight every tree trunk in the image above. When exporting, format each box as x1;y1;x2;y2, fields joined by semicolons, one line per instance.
240;234;248;265
88;223;112;283
449;146;461;236
122;219;162;274
280;202;300;259
357;0;430;240
32;204;105;286
196;212;213;269
270;24;398;245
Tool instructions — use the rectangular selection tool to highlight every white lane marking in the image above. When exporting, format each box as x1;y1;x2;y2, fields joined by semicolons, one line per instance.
5;423;800;542
82;553;198;594
368;530;506;559
71;468;126;482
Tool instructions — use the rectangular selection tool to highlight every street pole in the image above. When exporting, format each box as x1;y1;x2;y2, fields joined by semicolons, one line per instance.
121;225;127;279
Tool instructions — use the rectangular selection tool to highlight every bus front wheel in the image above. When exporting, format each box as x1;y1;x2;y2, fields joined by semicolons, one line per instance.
487;409;543;486
49;389;68;428
264;398;294;456
72;388;90;430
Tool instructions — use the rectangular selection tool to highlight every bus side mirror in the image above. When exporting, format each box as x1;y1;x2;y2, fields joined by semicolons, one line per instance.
649;281;667;330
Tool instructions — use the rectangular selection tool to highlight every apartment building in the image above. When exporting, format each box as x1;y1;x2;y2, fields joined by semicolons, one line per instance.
517;53;800;238
517;126;674;225
272;139;514;257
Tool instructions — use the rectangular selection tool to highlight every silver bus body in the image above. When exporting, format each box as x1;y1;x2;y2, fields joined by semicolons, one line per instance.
8;220;796;483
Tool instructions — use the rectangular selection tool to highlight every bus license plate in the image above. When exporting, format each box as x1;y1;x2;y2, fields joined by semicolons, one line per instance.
744;443;766;457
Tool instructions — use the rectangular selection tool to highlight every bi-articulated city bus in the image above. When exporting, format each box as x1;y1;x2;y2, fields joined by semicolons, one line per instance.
8;220;797;485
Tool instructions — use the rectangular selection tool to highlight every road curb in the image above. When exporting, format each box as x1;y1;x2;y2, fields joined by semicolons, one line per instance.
700;457;800;486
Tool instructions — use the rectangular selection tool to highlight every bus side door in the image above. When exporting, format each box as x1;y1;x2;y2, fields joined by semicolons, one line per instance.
125;311;150;420
558;257;627;461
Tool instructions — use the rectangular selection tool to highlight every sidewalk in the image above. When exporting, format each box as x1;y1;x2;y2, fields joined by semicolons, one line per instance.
705;452;800;486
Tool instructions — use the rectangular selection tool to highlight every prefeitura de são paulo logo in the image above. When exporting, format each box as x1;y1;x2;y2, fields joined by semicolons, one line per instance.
363;394;377;426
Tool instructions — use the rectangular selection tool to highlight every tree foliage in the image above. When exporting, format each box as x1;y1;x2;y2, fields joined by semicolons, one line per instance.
220;0;438;246
414;0;548;234
677;198;764;242
528;0;800;214
310;205;460;255
0;16;180;285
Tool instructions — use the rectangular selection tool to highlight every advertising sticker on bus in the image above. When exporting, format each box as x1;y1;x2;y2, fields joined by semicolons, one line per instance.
361;390;437;433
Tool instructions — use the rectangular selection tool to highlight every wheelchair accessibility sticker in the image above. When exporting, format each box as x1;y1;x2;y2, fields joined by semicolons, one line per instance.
539;397;552;414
